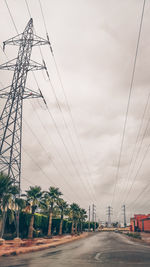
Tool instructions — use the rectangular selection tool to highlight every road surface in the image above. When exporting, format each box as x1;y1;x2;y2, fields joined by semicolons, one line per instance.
1;232;150;267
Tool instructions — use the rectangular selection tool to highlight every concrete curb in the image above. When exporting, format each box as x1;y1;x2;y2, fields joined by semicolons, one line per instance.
0;233;89;257
122;232;150;246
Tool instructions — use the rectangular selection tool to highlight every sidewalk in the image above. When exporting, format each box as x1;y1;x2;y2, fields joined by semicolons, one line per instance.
141;233;150;244
0;233;89;257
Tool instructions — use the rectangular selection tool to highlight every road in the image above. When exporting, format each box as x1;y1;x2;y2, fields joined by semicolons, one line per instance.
1;232;150;267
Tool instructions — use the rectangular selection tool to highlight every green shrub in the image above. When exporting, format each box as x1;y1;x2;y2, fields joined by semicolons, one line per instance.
63;220;72;234
34;213;48;237
83;221;98;230
19;212;32;238
4;211;93;238
126;232;141;239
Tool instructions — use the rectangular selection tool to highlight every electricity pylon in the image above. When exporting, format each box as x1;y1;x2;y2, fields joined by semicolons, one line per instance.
0;19;49;237
122;205;126;227
92;204;96;231
92;204;96;222
106;206;113;228
88;205;90;231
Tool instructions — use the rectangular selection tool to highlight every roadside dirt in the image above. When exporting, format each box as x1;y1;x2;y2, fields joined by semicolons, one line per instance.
0;233;89;257
122;232;150;246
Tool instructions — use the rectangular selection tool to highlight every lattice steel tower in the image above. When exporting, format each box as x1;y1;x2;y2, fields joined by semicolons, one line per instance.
107;206;113;228
0;19;49;191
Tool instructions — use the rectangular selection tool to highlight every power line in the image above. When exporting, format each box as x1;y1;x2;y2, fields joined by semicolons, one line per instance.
124;142;150;204
31;99;92;202
0;50;87;203
129;183;150;209
111;0;146;206
30;100;75;177
44;68;95;201
24;0;32;18
4;0;19;34
122;120;150;204
133;191;150;211
4;0;92;203
24;0;95;203
32;99;90;188
37;0;97;204
22;176;36;187
38;0;48;34
22;147;72;203
22;125;80;203
116;92;150;208
45;100;93;199
24;0;47;79
24;2;80;189
23;114;84;202
47;28;96;201
31;74;92;202
2;3;83;205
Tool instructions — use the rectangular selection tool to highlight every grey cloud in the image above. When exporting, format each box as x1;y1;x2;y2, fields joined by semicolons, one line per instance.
1;0;150;223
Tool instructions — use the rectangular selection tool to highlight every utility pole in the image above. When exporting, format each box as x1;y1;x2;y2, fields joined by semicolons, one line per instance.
122;205;126;227
106;206;113;228
92;204;95;222
88;205;90;231
0;19;49;238
94;213;96;231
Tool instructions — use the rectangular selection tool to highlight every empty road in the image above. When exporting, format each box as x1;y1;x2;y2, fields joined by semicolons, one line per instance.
1;232;150;267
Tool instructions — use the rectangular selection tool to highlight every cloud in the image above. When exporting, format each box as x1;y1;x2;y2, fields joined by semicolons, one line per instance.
0;0;150;222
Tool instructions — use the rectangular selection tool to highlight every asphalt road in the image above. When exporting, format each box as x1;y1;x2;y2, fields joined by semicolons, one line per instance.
1;232;150;267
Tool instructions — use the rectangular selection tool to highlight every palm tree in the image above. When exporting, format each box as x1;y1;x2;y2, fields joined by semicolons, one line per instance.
79;208;87;233
69;203;80;235
43;187;62;237
23;186;43;239
15;198;26;212
57;198;68;235
0;173;19;239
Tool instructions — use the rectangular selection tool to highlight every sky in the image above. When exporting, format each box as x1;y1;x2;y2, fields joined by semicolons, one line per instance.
0;0;150;224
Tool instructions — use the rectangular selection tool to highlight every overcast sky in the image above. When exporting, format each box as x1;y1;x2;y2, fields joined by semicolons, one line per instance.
0;0;150;224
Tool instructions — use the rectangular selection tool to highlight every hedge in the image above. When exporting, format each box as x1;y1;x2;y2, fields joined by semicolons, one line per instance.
3;211;98;239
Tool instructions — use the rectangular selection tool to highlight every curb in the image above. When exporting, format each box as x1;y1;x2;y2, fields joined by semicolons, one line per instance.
1;233;89;257
122;232;150;246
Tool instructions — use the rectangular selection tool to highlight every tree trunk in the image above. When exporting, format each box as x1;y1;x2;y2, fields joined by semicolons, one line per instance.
81;222;83;233
28;214;34;239
0;210;7;239
48;211;53;237
0;218;2;237
71;221;74;235
75;222;77;234
59;215;63;236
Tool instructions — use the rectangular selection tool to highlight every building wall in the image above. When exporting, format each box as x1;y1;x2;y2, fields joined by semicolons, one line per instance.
130;219;135;232
143;220;150;232
138;220;144;231
130;214;150;232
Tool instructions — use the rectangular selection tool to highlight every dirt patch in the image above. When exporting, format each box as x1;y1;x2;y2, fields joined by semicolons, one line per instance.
123;232;150;246
0;233;89;257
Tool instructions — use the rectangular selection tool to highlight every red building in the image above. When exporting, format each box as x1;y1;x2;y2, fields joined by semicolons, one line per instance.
130;214;150;232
